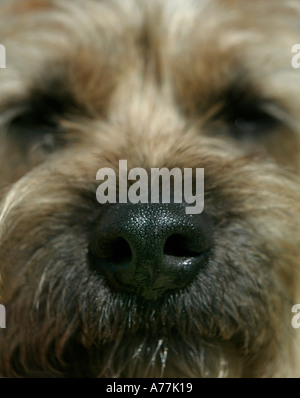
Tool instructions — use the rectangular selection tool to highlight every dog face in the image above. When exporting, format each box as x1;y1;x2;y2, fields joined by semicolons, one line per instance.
0;0;300;377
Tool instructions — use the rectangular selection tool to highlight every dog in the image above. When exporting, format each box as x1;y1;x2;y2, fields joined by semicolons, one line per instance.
0;0;300;378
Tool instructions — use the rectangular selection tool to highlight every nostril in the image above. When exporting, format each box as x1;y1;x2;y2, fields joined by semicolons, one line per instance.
164;234;200;258
91;235;132;266
103;237;132;264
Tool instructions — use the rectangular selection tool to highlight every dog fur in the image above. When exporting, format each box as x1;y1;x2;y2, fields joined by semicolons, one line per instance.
0;0;300;377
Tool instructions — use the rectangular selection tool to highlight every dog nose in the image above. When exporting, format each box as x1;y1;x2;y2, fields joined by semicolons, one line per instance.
89;203;212;301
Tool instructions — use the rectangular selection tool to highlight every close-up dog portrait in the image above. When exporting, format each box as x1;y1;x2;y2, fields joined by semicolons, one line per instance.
0;0;300;378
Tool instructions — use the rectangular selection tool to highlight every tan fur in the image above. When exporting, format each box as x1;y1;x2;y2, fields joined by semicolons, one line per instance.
0;0;300;377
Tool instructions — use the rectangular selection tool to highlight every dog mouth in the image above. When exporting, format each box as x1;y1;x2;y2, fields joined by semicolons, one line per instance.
69;288;243;378
90;331;240;378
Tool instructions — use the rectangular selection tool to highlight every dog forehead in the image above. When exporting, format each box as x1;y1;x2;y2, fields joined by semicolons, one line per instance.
0;0;285;54
0;0;299;115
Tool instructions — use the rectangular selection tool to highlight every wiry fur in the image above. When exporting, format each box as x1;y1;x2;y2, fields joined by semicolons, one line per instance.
0;0;300;377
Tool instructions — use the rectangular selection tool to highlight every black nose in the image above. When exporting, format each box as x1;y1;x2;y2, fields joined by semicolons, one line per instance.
89;203;213;301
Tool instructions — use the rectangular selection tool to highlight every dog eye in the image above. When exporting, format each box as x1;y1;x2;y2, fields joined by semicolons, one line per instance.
225;106;279;138
212;83;282;138
4;84;77;153
6;108;64;153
